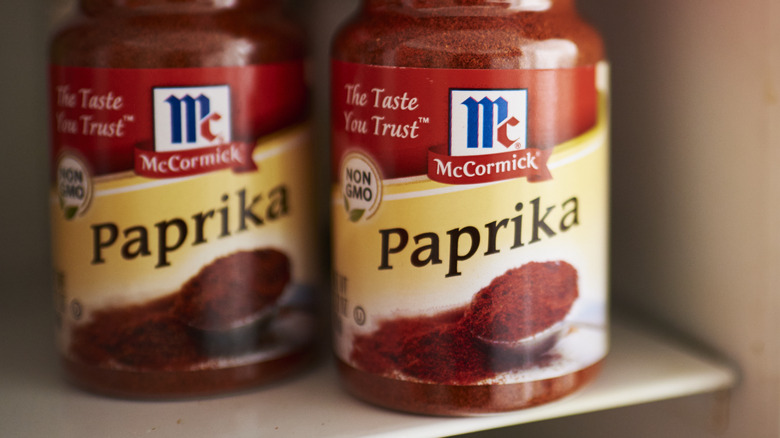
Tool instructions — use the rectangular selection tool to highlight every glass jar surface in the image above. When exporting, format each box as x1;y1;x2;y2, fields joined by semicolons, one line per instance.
49;0;319;398
331;0;608;415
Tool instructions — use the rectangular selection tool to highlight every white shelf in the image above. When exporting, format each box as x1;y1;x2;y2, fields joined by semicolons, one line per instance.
0;308;736;438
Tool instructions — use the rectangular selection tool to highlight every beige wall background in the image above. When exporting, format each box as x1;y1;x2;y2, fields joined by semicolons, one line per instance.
1;0;778;436
0;0;50;310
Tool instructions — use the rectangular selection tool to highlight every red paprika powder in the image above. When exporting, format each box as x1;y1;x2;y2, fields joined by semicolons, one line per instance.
332;0;609;415
49;0;319;398
175;249;291;331
464;261;578;342
350;262;575;385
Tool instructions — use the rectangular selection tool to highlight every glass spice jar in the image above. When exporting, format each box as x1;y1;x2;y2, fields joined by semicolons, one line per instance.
49;0;320;398
331;0;609;415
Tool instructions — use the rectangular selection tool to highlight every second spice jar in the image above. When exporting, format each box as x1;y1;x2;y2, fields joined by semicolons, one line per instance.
330;0;610;415
49;0;319;398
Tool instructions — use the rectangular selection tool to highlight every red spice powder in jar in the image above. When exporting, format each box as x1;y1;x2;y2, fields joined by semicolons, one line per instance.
350;262;575;386
50;0;318;398
50;0;307;175
351;307;493;385
332;0;607;415
70;294;204;370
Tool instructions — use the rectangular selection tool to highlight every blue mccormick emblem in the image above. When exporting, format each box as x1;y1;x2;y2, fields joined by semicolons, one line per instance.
153;85;231;152
136;84;256;179
428;87;549;184
450;89;528;157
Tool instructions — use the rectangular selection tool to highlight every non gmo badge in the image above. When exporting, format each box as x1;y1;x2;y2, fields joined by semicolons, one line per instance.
56;152;93;220
341;152;382;222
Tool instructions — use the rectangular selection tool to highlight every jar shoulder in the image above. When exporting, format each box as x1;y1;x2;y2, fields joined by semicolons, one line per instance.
332;12;604;69
51;12;305;68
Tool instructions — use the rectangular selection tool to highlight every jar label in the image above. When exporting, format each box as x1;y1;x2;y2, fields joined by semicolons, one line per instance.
331;61;609;385
49;64;318;371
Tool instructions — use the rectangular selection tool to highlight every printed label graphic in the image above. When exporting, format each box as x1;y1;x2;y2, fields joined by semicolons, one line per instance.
153;85;232;152
340;152;383;222
449;88;528;155
139;84;255;179
433;88;550;185
55;152;93;220
50;63;317;372
332;61;610;386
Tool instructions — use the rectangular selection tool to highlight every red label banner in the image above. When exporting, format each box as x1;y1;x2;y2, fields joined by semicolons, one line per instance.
427;146;552;184
50;63;305;177
331;62;597;181
134;142;257;179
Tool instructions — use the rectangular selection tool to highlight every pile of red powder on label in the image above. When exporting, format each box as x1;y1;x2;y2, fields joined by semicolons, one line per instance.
70;249;290;371
464;260;578;342
349;261;578;385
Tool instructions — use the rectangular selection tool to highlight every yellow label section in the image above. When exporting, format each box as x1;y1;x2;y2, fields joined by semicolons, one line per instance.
335;111;608;313
333;99;609;383
52;126;318;312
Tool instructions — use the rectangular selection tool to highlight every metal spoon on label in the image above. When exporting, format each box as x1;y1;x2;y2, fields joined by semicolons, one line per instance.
473;318;569;358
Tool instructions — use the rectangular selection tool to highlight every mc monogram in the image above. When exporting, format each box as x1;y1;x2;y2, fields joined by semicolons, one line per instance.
450;89;528;157
153;85;232;153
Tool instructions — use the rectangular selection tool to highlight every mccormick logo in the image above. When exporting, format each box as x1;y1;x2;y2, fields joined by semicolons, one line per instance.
135;85;256;178
450;89;528;156
427;88;551;185
153;85;231;152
